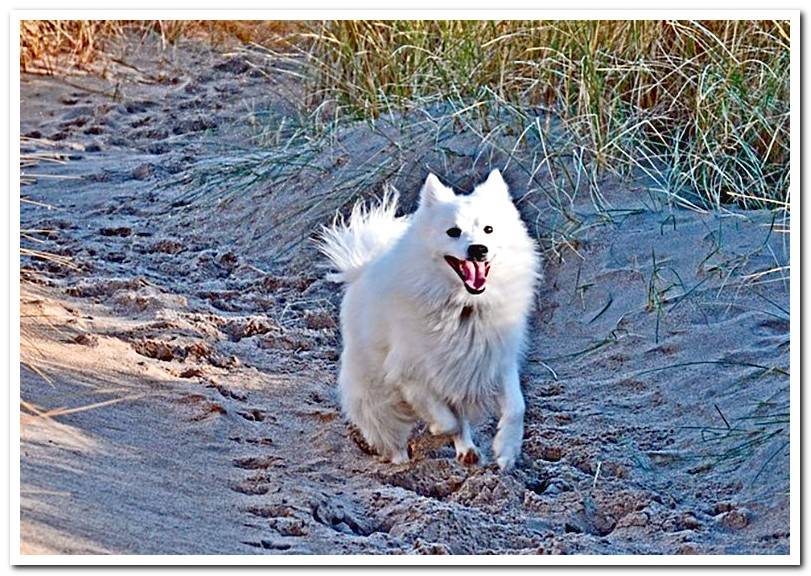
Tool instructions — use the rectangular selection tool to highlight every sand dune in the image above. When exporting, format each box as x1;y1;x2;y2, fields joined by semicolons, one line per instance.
19;35;790;555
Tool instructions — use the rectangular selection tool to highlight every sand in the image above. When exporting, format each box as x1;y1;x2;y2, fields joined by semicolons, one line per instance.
19;35;790;556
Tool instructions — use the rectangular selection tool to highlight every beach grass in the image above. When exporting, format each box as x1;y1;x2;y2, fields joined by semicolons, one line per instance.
288;20;790;211
20;19;790;213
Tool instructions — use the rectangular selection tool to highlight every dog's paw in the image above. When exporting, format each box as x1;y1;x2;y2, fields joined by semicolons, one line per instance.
496;454;517;471
493;426;522;471
389;449;410;465
493;439;521;471
455;446;480;466
428;419;458;437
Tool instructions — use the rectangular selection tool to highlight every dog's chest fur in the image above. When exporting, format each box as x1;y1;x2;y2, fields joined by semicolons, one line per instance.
396;299;519;416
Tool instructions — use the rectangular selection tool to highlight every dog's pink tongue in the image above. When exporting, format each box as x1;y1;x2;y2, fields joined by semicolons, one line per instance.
462;260;488;290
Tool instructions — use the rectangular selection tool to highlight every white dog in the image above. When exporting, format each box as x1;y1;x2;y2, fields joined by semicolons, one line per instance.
319;170;540;469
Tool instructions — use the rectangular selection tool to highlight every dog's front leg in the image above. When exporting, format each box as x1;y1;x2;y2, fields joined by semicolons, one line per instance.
453;418;480;465
492;366;525;470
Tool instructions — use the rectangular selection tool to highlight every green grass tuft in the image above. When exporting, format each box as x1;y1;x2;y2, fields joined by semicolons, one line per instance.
284;20;790;211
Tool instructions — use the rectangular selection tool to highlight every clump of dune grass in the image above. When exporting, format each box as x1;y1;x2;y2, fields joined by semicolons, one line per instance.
687;396;789;484
20;20;292;74
281;20;790;211
20;139;80;272
19;20;791;213
20;20;124;73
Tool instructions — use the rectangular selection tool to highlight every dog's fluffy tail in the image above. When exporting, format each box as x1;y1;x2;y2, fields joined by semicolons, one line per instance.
318;188;408;284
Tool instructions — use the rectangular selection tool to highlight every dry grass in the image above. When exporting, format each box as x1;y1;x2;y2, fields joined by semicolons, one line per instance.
20;137;81;273
20;20;123;73
20;20;291;74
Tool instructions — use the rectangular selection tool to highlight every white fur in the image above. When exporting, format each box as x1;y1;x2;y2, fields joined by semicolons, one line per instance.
319;170;540;470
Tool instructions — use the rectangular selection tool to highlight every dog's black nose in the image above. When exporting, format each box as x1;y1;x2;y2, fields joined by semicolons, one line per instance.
467;244;488;261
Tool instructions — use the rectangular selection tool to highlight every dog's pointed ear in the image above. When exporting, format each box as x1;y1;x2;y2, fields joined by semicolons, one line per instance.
475;169;512;201
485;169;506;188
419;173;454;207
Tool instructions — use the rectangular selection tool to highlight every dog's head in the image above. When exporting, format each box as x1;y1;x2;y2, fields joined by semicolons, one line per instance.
413;169;526;296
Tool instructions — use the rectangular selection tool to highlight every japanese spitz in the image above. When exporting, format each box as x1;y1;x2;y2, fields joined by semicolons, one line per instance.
319;170;540;469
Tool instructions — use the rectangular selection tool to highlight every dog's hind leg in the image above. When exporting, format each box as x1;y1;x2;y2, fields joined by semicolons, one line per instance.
356;397;413;464
399;385;459;436
400;386;479;465
339;369;413;463
344;394;413;463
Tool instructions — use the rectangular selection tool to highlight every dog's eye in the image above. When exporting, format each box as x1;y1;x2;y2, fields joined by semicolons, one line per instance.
446;227;462;238
484;225;493;234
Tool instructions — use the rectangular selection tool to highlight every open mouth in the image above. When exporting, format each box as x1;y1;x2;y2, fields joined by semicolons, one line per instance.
444;256;491;295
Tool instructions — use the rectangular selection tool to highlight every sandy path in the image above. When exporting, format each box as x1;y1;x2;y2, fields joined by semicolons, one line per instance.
19;36;790;555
